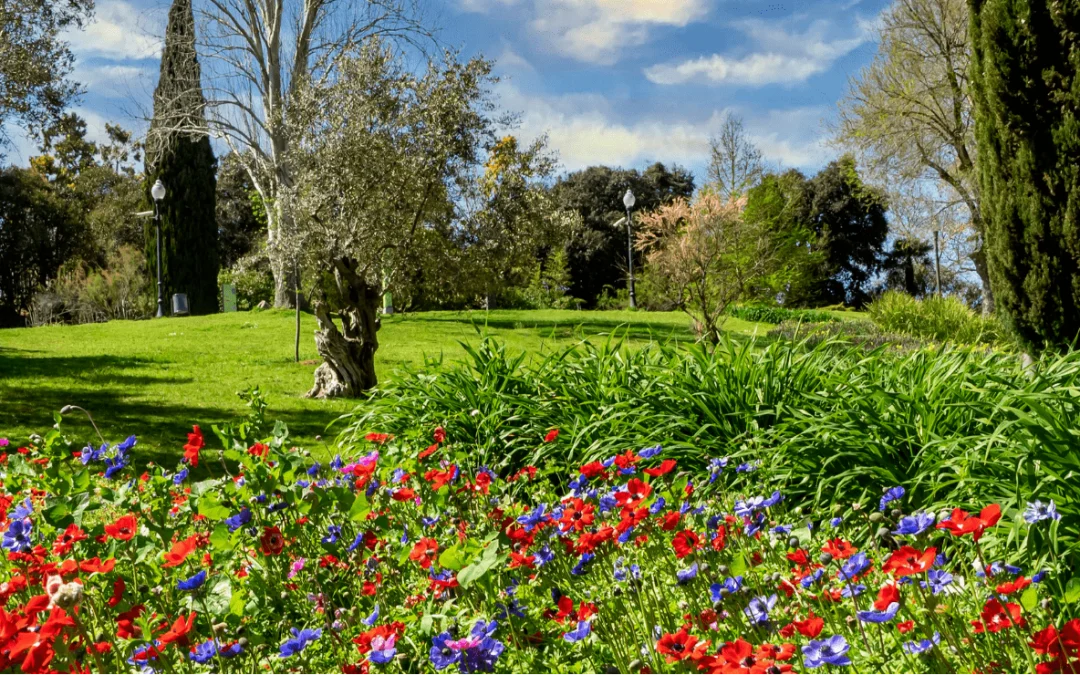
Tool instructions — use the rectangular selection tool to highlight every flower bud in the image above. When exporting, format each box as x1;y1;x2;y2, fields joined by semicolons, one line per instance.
629;660;644;671
787;537;800;549
819;552;833;565
869;512;883;523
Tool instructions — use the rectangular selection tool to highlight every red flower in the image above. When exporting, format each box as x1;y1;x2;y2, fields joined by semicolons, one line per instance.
79;557;116;574
882;546;936;578
558;499;595;533
660;511;682;531
672;530;701;559
391;488;417;502
159;611;197;647
579;462;607;479
107;578;125;608
52;524;87;555
972;598;1025;633
162;535;199;568
419;444;439;460
117;605;146;640
424;467;456;491
614;478;652;508
183;425;204;467
247;442;269;459
508;551;536;569
544;429;559;443
104;514;137;541
897;620;915;634
259;526;285;556
409;538;439;569
821;538;857;559
874;583;901;611
613;450;641;470
433;426;446;443
656;628;709;663
793;613;824;638
996;576;1032;595
644;459;677;477
1030;620;1080;658
365;432;392;444
937;504;1001;542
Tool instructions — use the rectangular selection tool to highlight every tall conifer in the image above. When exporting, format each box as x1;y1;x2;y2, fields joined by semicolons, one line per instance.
969;0;1080;348
145;0;218;314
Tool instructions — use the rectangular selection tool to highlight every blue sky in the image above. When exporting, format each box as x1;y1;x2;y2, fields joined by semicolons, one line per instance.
8;0;891;183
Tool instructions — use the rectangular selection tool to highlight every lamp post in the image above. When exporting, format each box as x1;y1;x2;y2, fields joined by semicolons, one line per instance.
933;229;942;297
151;179;166;318
623;188;636;309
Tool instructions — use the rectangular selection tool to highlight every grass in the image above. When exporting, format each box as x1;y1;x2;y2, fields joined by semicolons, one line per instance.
0;307;780;462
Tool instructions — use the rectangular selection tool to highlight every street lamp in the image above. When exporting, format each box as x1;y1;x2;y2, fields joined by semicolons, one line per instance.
623;188;637;309
151;179;166;318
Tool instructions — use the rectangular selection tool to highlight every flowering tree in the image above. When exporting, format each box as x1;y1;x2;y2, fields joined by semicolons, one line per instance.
636;193;780;343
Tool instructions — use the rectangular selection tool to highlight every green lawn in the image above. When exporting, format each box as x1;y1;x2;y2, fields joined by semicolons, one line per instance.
0;308;787;462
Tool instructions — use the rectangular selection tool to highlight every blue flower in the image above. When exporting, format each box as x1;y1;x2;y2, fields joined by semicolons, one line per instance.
676;563;698;585
639;445;663;459
117;435;137;454
743;594;777;625
103;454;128;479
710;575;743;601
649;497;666;515
857;601;899;623
800;568;825;589
224;507;252;533
903;632;941;655
762;490;783;508
563;621;592;643
8;499;32;521
1033;570;1049;583
880;486;905;511
736;461;760;473
803;635;852;668
840;552;870;581
429;632;461;670
571;553;594;575
534;545;554;567
322;524;342;545
2;519;32;553
830;517;843;528
347;532;366;553
840;583;866;598
1024;500;1060;523
894;511;935;536
330;454;344;471
190;639;242;663
279;627;321;658
920;570;954;596
422;515;441;528
517;504;547;532
173;468;189;484
496;598;526;619
362;604;379;626
369;634;397;664
177;570;207;591
80;442;108;465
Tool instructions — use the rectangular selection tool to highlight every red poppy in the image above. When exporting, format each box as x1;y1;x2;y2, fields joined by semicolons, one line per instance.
972;598;1025;633
874;583;901;611
409;538;439;569
544;429;559;443
996;576;1032;595
672;530;701;559
508;551;536;569
104;514;137;541
424;467;456;491
882;546;936;578
159;611;197;647
659;511;682;531
419;444;439;460
937;504;1001;542
821;538;857;559
79;557;116;574
897;620;915;634
614;478;652;508
433;426;446;443
162;535;199;568
391;488;417;502
793;613;824;638
579;462;607;479
613;450;641;470
644;459;677;477
183;425;204;467
259;526;285;556
107;578;125;608
656;628;709;663
712;524;728;551
1030;620;1080;659
364;433;392;444
558;499;595;533
247;442;269;459
52;524;87;555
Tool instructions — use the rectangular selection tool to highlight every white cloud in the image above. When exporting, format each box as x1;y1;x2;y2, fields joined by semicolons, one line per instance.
645;17;871;86
497;82;832;174
73;64;153;99
459;0;520;10
531;0;710;65
65;0;161;61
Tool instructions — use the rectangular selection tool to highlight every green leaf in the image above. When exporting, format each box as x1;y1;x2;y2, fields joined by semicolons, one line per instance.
198;496;230;521
210;524;234;551
729;553;749;577
457;541;502;588
229;585;246;617
1020;586;1039;612
44;502;71;525
349;493;371;522
203;577;232;616
72;470;91;492
1065;578;1080;604
791;527;812;547
439;544;467;571
420;613;433;636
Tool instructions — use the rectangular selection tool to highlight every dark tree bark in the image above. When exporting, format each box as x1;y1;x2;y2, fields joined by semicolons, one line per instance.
305;257;380;398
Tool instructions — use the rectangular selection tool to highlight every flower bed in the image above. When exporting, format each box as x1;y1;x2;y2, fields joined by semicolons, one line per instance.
0;421;1077;673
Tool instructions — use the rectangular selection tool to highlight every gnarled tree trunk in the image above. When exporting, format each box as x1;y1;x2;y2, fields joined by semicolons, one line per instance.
305;257;381;399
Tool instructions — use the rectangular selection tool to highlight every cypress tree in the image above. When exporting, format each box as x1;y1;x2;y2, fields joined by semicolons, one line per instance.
145;0;218;315
969;0;1080;348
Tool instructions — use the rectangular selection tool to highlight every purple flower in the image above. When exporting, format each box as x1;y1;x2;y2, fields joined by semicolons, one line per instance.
563;621;591;643
177;570;207;591
322;524;342;545
517;504;547;532
279;628;321;658
676;563;698;585
803;635;852;668
2;519;32;553
369;633;397;664
922;569;952;595
1024;500;1060;523
894;511;935;536
362;604;379;627
880;486;905;511
840;552;870;580
903;632;941;655
430;632;461;670
743;594;777;625
639;445;663;458
857;602;899;623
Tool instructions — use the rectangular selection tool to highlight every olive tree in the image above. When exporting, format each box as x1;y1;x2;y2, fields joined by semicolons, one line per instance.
284;44;495;397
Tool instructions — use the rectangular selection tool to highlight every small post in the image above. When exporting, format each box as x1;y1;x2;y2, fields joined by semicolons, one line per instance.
155;202;164;318
623;189;637;309
933;229;942;297
294;261;301;363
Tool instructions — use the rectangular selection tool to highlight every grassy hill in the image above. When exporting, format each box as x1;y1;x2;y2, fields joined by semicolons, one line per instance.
0;308;787;461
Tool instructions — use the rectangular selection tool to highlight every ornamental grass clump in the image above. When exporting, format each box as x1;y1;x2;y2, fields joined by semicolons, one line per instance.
0;413;1077;673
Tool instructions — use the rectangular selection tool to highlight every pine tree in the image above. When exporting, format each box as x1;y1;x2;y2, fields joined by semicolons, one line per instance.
969;0;1080;348
145;0;218;315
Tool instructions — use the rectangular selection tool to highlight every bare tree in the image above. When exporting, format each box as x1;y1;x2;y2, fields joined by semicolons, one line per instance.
154;0;433;307
834;0;993;313
706;113;764;202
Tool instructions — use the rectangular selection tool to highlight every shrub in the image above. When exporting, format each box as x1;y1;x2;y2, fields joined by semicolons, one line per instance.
29;246;153;325
218;251;274;310
728;305;839;324
867;291;1007;345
